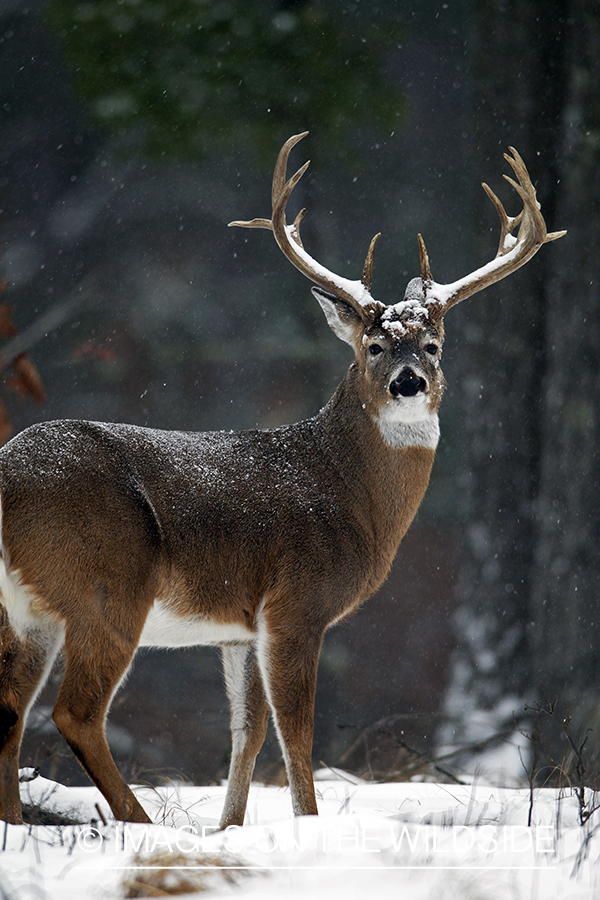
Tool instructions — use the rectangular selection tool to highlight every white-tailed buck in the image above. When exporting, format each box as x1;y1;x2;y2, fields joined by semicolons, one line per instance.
0;134;564;826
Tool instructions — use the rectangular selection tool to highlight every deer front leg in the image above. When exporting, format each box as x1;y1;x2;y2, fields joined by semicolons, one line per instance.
219;644;269;829
52;621;151;824
256;619;323;817
0;614;62;824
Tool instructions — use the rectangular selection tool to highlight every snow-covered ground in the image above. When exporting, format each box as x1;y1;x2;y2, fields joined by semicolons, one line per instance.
3;769;599;898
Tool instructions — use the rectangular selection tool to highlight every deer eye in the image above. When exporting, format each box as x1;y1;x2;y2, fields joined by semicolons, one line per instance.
369;344;383;356
425;343;439;355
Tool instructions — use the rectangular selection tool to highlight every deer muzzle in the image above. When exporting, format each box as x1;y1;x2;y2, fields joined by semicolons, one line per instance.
389;367;427;398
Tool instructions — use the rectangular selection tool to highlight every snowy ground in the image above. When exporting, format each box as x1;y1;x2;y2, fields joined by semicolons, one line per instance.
2;769;599;899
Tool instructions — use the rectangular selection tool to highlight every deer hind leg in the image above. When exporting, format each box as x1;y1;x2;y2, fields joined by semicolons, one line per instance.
256;618;323;817
0;611;63;824
52;614;152;824
219;644;269;829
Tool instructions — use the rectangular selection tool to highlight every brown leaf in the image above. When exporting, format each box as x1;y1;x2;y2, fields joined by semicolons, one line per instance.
71;340;116;363
0;397;13;446
9;353;47;404
0;304;18;340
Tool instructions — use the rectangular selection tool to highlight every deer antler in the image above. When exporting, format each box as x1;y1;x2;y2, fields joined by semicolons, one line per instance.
417;147;566;316
229;132;384;321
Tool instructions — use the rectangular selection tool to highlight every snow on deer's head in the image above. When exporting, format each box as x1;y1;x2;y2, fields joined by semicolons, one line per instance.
311;278;445;432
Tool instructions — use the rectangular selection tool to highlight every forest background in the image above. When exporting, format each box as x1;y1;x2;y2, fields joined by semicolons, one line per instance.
1;0;598;789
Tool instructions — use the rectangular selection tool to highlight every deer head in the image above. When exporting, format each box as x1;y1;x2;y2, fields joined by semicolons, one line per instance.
230;133;565;444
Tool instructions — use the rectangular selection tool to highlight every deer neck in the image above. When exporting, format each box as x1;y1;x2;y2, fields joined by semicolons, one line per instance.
315;363;439;569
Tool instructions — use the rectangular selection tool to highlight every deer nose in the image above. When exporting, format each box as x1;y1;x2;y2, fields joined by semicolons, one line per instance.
389;367;427;398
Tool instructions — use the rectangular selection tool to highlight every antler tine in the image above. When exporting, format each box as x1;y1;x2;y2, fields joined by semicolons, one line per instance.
417;233;433;287
291;209;307;249
421;148;566;316
481;182;523;257
227;132;310;235
361;233;381;290
230;133;381;320
271;159;311;224
271;131;309;209
502;153;565;243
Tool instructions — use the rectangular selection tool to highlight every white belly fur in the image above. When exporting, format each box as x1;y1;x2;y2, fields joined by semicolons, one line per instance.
0;558;55;640
0;490;59;639
139;600;255;648
0;495;253;649
0;560;253;649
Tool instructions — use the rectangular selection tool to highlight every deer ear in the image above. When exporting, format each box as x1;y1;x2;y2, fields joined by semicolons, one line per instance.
311;287;364;347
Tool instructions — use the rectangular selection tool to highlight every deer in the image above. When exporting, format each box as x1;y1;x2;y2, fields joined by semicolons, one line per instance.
0;133;564;828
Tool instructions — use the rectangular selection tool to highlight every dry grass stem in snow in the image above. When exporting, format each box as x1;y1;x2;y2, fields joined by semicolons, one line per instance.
122;850;257;897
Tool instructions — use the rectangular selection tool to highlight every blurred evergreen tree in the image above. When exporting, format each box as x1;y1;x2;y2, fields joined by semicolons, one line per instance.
46;0;405;163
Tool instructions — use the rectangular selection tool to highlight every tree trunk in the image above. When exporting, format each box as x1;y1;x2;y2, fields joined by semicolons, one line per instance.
443;0;570;752
529;0;600;737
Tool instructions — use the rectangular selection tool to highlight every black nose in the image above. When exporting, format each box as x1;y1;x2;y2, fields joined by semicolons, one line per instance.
389;368;427;398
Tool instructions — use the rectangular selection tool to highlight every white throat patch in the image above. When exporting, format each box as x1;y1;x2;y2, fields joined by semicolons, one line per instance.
375;405;440;450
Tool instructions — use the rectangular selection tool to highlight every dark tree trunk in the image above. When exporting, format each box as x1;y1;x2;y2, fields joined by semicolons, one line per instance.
443;0;571;750
529;0;600;733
